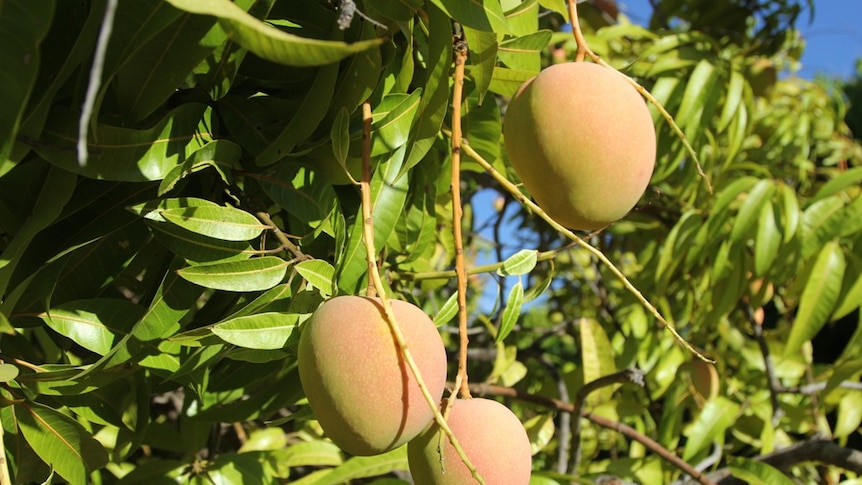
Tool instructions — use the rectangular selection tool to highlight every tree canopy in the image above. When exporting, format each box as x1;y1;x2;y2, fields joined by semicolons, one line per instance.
1;0;861;484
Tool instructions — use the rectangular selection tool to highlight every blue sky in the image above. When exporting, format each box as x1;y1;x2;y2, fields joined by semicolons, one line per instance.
619;0;862;79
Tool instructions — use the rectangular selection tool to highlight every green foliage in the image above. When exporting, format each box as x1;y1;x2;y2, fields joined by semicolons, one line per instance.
1;0;861;484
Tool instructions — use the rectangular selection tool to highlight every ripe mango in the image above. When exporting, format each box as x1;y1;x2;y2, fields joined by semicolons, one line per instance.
503;62;656;230
407;398;532;484
298;296;447;456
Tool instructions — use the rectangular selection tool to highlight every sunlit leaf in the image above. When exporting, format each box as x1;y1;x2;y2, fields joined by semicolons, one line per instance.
682;397;740;461
294;259;336;296
212;312;299;350
42;299;146;356
727;456;795;485
497;249;539;276
497;281;524;343
161;205;268;242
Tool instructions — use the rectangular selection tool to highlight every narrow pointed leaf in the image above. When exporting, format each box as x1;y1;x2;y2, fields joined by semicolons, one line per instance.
497;249;538;276
161;206;268;241
728;456;796;485
432;292;460;327
16;401;108;484
166;0;383;66
429;0;510;33
682;397;740;461
42;299;146;355
212;312;299;350
497;281;524;343
731;179;775;242
177;256;290;291
578;317;617;405
785;241;845;356
294;260;335;297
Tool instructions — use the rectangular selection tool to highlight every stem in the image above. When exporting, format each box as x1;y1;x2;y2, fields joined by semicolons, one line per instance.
461;140;713;363
358;102;485;484
564;0;712;193
451;38;471;400
0;419;11;485
468;382;717;485
361;103;377;298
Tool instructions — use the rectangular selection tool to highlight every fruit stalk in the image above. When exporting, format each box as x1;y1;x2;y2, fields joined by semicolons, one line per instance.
359;103;486;483
450;37;472;400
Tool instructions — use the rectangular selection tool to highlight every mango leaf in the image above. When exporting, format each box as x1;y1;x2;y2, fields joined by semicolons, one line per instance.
833;252;862;320
0;363;19;383
731;179;775;242
785;241;845;357
462;26;498;103
813;166;862;200
35;104;213;182
16;401;108;485
254;164;338;234
276;440;344;467
42;299;146;356
257;62;339;165
834;392;862;438
682;397;740;461
294;259;336;297
177;256;290;292
0;1;55;164
160;205;268;242
293;446;409;485
497;249;539;276
727;456;795;485
578;317;617;405
429;0;510;33
754;201;781;276
147;220;254;263
524;413;555;455
800;196;844;259
824;360;862;398
212;312;299;350
497;30;552;73
114;12;222;121
432;292;460;327
675;59;720;141
166;0;383;66
0;166;76;298
505;0;541;36
371;90;423;155
488;66;536;97
497;281;524;343
159;140;242;195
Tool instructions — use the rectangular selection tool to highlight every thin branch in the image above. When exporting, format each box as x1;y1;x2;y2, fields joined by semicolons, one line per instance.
461;140;713;363
468;382;717;485
747;305;783;426
450;36;471;399
78;0;118;167
254;211;308;261
570;368;646;472
359;100;485;484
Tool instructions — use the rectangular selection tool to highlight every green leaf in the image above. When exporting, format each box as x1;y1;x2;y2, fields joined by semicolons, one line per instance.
578;317;617;405
785;241;846;356
276;440;344;468
488;66;535;97
212;312;298;350
0;363;19;383
294;259;336;297
675;60;720;139
0;166;76;298
754;201;781;276
158;140;242;195
257;62;339;165
331;107;351;166
0;1;55;164
727;456;796;485
177;256;290;292
813;166;862;200
254;164;339;234
166;0;383;66
682;397;740;461
293;446;409;485
497;30;552;73
16;401;108;485
432;292;459;327
824;359;862;398
161;206;268;241
42;299;146;356
523;413;555;455
147;219;254;263
731;179;775;242
833;252;862;320
462;26;498;103
834;392;862;438
371;91;423;155
497;249;539;276
497;281;524;343
35;104;214;182
429;0;510;33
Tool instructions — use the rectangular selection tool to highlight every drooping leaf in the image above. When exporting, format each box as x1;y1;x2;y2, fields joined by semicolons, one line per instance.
785;241;845;357
0;1;55;165
16;401;109;484
294;259;336;297
462;26;498;103
432;292;460;327
497;281;524;343
211;312;299;350
578;317;618;405
497;30;552;73
166;0;383;66
754;201;781;276
682;397;740;461
177;256;290;292
731;179;775;242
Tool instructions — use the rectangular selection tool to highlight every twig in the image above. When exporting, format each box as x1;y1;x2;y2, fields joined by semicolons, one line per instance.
570;368;646;472
254;211;308;261
0;422;10;485
450;36;471;399
467;382;717;485
461;140;713;363
747;305;783;426
358;102;485;485
78;0;118;167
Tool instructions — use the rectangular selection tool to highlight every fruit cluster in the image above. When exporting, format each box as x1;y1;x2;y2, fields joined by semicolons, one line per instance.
297;295;532;484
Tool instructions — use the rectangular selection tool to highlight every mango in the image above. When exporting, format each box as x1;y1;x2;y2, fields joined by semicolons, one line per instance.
503;62;656;230
298;295;447;456
407;398;532;484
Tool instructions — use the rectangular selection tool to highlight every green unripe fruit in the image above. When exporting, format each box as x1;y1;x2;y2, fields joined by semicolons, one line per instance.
407;398;532;485
298;295;447;456
503;62;656;230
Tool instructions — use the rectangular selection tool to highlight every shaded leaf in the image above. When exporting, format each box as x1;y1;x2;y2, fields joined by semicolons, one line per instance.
42;299;146;356
728;456;795;485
